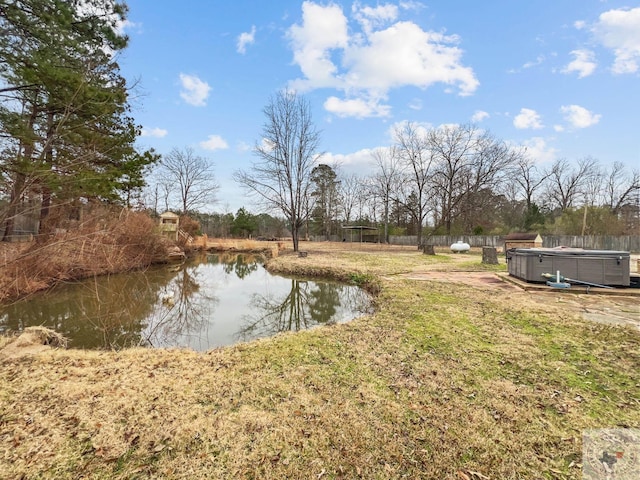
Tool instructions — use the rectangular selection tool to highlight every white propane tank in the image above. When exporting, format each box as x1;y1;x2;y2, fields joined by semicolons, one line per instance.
450;240;470;253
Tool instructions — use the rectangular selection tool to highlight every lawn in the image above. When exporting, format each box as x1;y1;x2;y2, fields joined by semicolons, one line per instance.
1;242;638;479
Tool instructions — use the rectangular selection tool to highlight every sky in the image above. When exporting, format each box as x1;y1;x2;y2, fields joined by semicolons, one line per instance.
117;0;640;213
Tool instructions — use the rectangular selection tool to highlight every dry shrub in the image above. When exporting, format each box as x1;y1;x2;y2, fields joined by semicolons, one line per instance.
189;234;281;255
178;215;200;238
209;238;259;250
0;208;170;302
206;238;283;257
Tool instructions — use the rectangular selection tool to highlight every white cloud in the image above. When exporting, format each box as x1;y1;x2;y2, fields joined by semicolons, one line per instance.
522;137;558;164
343;22;478;94
560;104;601;128
288;1;478;118
179;73;211;106
562;49;597;77
259;137;275;152
141;127;168;138
237;25;256;54
509;53;558;74
322;148;384;173
324;96;391;118
115;19;139;35
574;20;586;30
352;2;398;35
522;55;545;69
237;141;252;153
553;124;565;132
471;110;489;122
358;3;398;21
513;108;543;130
399;1;425;12
199;135;229;151
387;120;433;140
591;7;640;74
287;2;349;89
408;98;422;110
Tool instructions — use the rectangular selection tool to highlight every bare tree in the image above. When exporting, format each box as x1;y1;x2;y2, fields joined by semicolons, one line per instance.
512;154;550;209
544;157;599;213
157;180;174;214
428;124;479;234
370;147;401;243
234;91;321;252
338;172;365;225
604;161;640;215
580;160;605;235
393;122;433;246
462;135;523;220
428;124;520;235
158;147;219;214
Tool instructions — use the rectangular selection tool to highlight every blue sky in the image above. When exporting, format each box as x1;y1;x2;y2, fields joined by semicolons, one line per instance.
118;0;640;213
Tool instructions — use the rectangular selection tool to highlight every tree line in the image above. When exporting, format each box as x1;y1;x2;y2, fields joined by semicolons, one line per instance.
1;2;637;251
233;91;639;251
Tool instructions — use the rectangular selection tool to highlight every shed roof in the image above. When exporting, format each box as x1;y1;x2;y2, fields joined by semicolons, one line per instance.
341;225;379;231
160;211;180;218
504;233;542;241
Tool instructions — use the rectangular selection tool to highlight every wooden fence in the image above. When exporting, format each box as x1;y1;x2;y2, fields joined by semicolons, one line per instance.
388;235;640;252
310;234;639;251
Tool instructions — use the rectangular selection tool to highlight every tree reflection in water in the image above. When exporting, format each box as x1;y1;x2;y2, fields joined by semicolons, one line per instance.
0;254;371;350
212;252;262;279
223;256;258;279
236;278;368;342
0;263;213;350
0;272;160;349
140;266;217;349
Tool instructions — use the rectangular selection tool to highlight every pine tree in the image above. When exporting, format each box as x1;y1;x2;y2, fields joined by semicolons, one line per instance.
0;0;157;238
310;164;339;237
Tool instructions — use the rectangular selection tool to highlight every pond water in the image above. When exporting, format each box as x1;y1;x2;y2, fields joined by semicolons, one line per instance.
0;253;372;351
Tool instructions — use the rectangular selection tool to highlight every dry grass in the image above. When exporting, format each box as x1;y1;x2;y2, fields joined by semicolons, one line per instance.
0;327;68;361
1;242;638;479
0;210;170;303
204;238;285;258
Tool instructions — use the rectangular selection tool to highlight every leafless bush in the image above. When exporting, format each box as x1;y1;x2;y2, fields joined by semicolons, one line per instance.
178;215;200;238
0;208;170;302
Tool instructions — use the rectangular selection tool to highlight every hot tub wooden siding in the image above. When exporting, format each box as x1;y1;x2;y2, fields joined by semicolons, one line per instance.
507;248;630;287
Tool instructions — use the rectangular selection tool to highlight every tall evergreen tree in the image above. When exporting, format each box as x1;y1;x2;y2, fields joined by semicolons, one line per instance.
310;163;339;237
0;0;157;238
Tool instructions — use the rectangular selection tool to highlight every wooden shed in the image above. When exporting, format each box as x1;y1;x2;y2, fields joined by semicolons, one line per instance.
159;211;180;240
504;233;542;251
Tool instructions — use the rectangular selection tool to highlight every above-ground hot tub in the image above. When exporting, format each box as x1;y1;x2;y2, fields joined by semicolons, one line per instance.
507;247;630;287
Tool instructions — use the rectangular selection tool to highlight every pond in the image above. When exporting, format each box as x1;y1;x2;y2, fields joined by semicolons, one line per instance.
0;253;372;351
